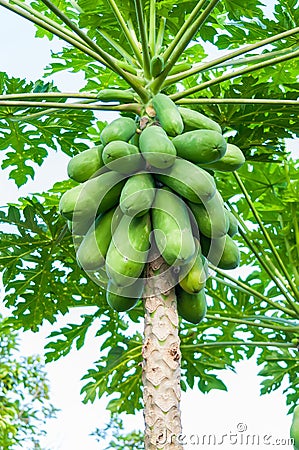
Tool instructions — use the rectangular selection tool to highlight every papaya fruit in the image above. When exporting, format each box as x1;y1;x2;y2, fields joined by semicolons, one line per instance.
178;107;222;133
106;278;144;312
76;207;122;271
200;143;245;172
67;145;104;183
172;129;227;165
102;140;144;173
225;209;239;237
152;93;184;136
100;117;137;145
129;132;140;147
139;125;176;169
105;212;151;287
95;266;110;289
155;159;216;204
59;171;125;222
152;188;195;266
179;239;208;294
200;234;224;266
200;234;240;270
150;55;165;77
176;286;207;324
67;217;94;236
188;191;229;238
290;405;299;450
218;235;240;270
97;89;136;103
120;173;156;217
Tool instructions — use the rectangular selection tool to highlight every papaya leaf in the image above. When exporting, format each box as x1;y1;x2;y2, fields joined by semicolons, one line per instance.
0;194;104;330
81;333;143;414
0;72;94;186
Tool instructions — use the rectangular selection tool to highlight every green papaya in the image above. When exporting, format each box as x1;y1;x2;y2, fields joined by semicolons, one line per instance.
178;107;222;133
105;212;151;287
172;129;227;165
188;191;229;238
67;145;104;183
102;140;144;173
290;405;299;450
150;55;164;77
67;217;94;236
106;278;144;312
201;234;240;270
179;239;207;294
139;125;176;169
225;209;239;237
120;173;156;217
59;171;125;222
176;286;207;324
200;143;245;172
156;159;216;204
152;93;184;136
152;188;195;266
76;207;122;271
100;117;137;145
97;89;136;103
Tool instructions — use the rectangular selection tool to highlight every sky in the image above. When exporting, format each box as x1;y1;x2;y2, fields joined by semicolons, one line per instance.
0;5;296;450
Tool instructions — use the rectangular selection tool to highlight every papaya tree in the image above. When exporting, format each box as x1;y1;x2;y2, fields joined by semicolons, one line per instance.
0;0;299;448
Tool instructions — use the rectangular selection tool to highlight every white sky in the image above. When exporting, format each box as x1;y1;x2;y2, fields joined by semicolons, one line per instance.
0;5;296;450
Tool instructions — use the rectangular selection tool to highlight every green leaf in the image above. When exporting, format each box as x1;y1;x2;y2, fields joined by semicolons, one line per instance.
0;72;94;186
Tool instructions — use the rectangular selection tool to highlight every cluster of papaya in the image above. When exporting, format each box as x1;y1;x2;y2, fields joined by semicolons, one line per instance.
59;93;245;324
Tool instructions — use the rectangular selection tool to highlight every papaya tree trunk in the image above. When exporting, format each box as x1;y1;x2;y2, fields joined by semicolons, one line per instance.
142;254;183;450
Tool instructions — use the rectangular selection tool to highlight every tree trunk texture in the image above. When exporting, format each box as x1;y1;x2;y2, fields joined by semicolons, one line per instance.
142;255;183;450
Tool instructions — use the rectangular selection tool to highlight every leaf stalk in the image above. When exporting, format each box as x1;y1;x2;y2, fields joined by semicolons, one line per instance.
166;26;299;88
171;47;299;100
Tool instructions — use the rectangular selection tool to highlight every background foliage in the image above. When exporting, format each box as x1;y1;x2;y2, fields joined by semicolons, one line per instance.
0;315;56;449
